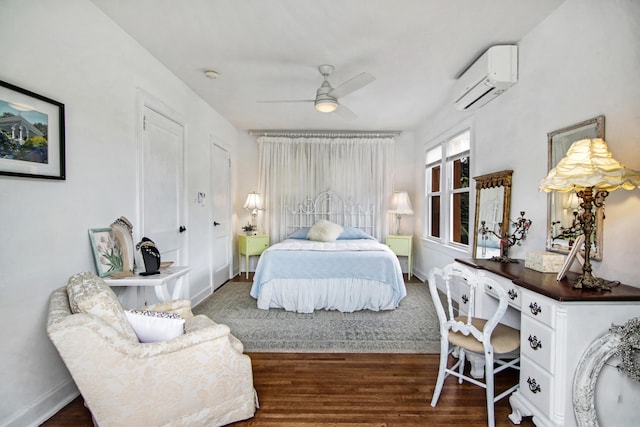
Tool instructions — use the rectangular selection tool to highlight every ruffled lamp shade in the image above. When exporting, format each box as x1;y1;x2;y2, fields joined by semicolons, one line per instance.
539;138;640;193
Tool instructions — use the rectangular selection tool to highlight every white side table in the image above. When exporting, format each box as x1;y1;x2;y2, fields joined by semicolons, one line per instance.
103;266;191;302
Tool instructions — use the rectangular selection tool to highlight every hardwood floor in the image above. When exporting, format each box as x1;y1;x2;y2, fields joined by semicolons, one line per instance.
42;352;533;426
42;274;533;426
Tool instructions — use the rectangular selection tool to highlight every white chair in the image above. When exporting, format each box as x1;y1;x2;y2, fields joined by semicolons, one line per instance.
47;272;258;426
428;263;520;427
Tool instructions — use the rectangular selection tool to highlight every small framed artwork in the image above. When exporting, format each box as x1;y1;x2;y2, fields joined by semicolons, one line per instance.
88;228;123;277
556;234;585;281
0;80;65;179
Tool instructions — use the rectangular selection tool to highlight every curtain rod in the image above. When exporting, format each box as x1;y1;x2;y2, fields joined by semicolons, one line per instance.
248;130;401;138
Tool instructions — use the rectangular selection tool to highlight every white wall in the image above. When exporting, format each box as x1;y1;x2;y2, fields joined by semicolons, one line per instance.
0;1;241;425
413;0;640;287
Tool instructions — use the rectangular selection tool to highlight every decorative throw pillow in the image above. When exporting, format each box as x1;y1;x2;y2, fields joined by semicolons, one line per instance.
124;310;185;343
338;227;375;240
307;219;344;242
286;228;310;239
66;272;138;342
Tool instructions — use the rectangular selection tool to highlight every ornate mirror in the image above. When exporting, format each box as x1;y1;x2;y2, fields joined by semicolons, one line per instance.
473;170;512;259
547;116;604;260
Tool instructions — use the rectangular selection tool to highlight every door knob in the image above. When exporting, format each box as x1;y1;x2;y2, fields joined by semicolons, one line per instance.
179;226;187;233
213;221;221;226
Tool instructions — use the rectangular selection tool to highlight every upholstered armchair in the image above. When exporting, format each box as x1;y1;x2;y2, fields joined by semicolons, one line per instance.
47;272;258;426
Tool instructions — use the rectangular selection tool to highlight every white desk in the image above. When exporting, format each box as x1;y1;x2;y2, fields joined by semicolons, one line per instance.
103;266;191;302
456;258;640;427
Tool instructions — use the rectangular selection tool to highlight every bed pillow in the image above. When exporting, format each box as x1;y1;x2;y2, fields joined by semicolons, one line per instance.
124;309;185;343
307;219;344;242
286;228;310;239
338;227;375;240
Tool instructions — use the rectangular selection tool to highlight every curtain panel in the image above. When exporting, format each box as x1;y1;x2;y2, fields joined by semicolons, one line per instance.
257;136;395;242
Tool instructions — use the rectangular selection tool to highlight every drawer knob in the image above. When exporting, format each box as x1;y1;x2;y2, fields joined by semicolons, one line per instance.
529;302;542;316
528;335;542;350
508;289;518;300
527;377;542;394
461;294;469;304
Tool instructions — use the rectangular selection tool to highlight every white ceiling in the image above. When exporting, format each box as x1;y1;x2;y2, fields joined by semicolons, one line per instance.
91;0;564;132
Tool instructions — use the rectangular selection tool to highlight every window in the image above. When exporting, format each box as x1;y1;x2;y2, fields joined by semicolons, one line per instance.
425;129;471;247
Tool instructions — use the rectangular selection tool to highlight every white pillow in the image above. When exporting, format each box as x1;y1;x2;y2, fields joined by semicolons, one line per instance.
124;310;185;343
307;219;344;242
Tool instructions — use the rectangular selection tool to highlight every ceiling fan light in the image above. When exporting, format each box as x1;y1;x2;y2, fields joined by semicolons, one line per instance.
315;99;338;113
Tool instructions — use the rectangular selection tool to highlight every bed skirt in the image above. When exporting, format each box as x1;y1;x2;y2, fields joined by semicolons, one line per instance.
255;278;399;313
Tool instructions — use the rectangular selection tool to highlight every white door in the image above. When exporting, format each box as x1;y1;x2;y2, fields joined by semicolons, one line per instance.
141;106;186;266
210;142;231;289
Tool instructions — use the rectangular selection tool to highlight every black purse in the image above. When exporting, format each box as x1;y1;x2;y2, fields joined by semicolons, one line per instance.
136;237;161;275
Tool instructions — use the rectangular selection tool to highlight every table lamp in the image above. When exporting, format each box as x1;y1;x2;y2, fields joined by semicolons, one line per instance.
390;191;413;234
539;138;640;290
243;192;263;229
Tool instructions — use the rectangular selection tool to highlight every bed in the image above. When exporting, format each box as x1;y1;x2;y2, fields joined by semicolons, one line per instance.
249;191;406;313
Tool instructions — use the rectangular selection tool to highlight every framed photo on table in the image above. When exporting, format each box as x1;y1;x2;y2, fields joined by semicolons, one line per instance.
557;234;585;281
88;228;123;278
0;80;65;180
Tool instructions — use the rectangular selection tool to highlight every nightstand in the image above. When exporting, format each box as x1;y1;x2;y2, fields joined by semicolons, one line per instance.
386;235;412;280
238;234;269;279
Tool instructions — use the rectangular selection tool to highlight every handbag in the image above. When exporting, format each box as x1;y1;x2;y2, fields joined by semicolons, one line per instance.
136;237;161;275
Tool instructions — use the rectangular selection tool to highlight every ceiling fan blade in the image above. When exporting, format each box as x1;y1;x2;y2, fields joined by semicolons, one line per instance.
329;72;375;99
256;99;315;103
335;103;357;120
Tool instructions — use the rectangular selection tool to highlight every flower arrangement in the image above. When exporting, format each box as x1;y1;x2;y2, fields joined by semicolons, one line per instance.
242;223;256;234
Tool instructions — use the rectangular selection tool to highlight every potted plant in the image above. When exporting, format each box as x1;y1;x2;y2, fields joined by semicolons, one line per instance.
242;223;256;235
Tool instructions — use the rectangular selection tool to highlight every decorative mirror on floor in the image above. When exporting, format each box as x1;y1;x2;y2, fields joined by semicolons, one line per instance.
473;170;512;259
547;115;604;260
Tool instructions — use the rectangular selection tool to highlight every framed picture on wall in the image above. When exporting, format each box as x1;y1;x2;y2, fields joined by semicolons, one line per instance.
88;228;124;278
0;80;65;179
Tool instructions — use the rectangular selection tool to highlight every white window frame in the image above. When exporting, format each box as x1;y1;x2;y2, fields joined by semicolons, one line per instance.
424;123;472;250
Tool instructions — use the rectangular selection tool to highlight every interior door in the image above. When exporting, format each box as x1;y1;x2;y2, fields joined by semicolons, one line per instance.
141;106;186;267
210;142;231;289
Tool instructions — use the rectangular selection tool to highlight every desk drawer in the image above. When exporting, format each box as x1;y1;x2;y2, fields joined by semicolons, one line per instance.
521;290;555;328
521;315;554;373
485;280;522;310
520;358;552;415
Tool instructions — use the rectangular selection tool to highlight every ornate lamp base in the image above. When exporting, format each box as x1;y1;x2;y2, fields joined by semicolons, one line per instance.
490;255;518;264
573;271;611;291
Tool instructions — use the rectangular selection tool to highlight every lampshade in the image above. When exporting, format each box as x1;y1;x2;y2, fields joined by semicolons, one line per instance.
390;191;414;215
315;99;338;113
539;138;640;193
243;192;262;212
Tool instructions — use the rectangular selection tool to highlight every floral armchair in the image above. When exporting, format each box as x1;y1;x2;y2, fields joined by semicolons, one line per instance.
47;272;257;426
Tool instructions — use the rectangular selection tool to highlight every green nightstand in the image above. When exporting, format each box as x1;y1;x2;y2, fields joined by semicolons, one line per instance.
238;234;269;279
386;235;413;280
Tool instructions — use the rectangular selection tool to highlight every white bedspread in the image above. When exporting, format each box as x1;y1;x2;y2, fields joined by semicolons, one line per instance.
250;239;406;313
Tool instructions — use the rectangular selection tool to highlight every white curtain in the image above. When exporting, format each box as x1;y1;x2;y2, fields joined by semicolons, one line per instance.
257;136;395;242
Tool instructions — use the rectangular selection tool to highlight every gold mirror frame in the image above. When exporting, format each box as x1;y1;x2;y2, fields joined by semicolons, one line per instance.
546;116;604;260
473;170;512;259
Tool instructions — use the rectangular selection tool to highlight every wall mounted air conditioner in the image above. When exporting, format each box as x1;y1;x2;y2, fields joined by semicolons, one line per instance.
453;45;518;111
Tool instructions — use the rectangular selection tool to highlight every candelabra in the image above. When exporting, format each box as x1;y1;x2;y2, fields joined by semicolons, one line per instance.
479;211;532;263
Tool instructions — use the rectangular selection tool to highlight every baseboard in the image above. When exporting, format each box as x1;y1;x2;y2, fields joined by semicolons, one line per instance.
191;284;213;307
413;266;426;282
2;379;78;427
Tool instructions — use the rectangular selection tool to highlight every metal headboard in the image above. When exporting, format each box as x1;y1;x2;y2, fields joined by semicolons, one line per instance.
283;190;375;239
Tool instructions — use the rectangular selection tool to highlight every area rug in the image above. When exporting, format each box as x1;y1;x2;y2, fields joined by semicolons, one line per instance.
193;281;442;353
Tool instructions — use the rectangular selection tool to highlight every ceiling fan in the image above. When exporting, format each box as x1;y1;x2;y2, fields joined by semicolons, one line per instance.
258;65;375;119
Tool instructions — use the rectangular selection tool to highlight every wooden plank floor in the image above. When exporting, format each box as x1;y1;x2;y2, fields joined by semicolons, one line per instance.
42;274;534;426
42;352;533;426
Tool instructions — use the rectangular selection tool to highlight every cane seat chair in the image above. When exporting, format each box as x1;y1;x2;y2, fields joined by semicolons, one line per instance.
428;263;520;427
